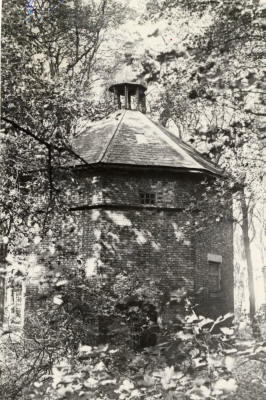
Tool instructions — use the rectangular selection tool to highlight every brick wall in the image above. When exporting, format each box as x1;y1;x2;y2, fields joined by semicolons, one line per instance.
99;208;194;290
23;167;234;320
194;221;234;317
54;168;234;316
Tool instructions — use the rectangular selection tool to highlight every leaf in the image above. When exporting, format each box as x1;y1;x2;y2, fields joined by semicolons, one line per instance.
190;348;200;358
188;385;211;399
185;313;198;323
208;354;223;368
220;327;234;336
53;295;63;305
224;356;235;371
109;349;119;354
100;379;117;386
117;379;134;393
214;378;237;393
33;235;42;245
129;389;142;398
223;348;238;354
56;279;68;287
175;331;193;340
221;313;234;322
198;317;214;329
254;345;266;354
78;345;92;355
98;344;109;353
193;357;207;369
34;381;43;388
143;374;155;387
83;377;98;388
94;361;106;371
159;366;184;390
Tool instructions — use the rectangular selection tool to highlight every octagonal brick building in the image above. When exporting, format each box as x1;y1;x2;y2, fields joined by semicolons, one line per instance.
57;79;234;319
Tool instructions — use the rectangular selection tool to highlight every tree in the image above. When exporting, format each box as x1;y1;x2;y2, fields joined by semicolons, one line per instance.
139;0;266;320
0;0;131;395
1;1;266;398
1;0;127;246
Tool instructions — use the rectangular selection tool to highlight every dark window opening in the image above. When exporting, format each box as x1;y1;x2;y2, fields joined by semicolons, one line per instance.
140;192;156;205
0;243;7;263
208;261;221;292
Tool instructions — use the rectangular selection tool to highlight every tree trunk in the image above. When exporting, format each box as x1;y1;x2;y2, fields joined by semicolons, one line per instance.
240;189;256;319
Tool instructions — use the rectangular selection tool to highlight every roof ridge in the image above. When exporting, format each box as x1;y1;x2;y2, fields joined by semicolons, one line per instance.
159;125;215;163
158;123;222;173
98;110;126;163
147;116;221;175
144;115;206;169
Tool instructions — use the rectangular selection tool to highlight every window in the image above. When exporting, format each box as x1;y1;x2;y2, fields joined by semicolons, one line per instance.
208;254;222;292
0;277;4;324
209;262;221;292
140;192;156;205
6;282;26;327
0;243;7;263
13;289;22;319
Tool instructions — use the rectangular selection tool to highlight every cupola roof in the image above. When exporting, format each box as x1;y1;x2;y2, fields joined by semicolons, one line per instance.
108;65;147;94
71;109;222;175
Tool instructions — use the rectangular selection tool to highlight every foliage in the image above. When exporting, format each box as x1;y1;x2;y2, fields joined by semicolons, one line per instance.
1;0;266;398
2;273;266;400
3;297;266;400
139;0;265;318
1;0;127;247
0;255;163;398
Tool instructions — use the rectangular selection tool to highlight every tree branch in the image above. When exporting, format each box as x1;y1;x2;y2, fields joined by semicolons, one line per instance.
48;146;54;201
1;116;92;167
66;43;96;73
2;117;51;149
246;110;266;117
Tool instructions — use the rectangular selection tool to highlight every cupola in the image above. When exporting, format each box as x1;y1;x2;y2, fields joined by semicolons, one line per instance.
108;65;147;113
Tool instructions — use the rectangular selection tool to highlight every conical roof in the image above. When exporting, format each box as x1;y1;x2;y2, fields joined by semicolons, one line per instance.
71;110;221;175
108;64;147;92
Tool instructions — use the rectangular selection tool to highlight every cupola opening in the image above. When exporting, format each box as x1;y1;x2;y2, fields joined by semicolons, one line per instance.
109;82;147;113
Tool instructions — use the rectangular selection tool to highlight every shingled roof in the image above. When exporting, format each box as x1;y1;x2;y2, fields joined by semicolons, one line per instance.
71;109;221;175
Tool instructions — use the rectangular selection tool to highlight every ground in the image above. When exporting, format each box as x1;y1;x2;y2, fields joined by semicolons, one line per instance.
230;359;266;400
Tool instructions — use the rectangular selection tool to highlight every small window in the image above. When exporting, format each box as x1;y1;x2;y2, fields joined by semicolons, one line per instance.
0;243;7;264
140;192;156;205
208;261;221;292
